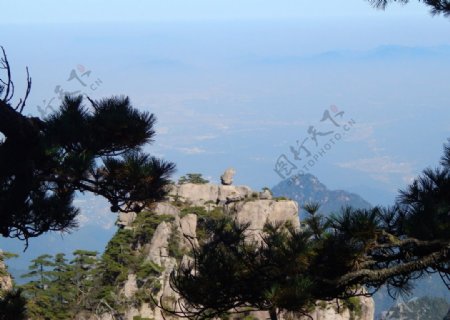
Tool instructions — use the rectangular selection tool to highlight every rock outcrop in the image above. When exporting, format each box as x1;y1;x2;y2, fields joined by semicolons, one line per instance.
154;202;180;216
146;221;171;266
116;212;137;228
232;199;299;241
83;171;374;320
0;252;13;296
221;168;236;185
260;188;273;200
169;182;254;206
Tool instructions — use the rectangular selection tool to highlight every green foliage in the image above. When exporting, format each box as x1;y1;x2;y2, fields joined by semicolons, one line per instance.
0;251;17;277
84;211;172;312
136;261;163;281
21;254;54;291
133;260;162;307
100;228;137;286
17;250;101;319
168;224;185;260
20;253;82;319
169;193;184;207
178;173;209;184
262;187;273;195
180;206;208;218
0;252;18;261
134;211;175;245
182;205;227;242
343;297;362;320
171;217;317;319
70;250;98;312
19;245;153;318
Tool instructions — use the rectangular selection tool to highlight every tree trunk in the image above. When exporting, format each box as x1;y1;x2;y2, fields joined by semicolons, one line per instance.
269;307;278;320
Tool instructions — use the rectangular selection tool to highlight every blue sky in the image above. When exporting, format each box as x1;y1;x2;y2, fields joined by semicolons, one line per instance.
1;1;450;268
0;0;435;23
1;1;449;200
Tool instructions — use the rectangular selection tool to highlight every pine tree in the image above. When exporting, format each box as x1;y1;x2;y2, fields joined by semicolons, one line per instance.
21;254;55;319
368;0;450;16
46;254;74;319
70;250;98;310
20;251;100;319
178;173;209;184
0;48;175;243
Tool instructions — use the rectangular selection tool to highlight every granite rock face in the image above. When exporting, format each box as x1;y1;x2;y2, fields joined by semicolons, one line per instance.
169;183;253;206
146;221;171;266
232;199;300;242
260;188;273;200
154;202;180;216
86;173;374;320
116;212;137;228
221;168;236;185
171;183;219;206
0;255;13;295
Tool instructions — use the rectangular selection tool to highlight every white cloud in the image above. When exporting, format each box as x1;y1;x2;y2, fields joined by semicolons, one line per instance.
157;127;169;135
337;156;415;185
74;196;117;229
344;124;374;142
178;147;207;155
194;134;217;141
76;214;90;226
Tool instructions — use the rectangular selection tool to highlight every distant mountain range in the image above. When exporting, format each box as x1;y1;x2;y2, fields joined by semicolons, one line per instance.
271;173;372;218
253;45;450;65
380;296;450;320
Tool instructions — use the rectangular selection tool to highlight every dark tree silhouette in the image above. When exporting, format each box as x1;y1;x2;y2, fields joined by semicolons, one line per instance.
0;290;27;320
0;48;175;243
368;0;450;16
168;142;450;320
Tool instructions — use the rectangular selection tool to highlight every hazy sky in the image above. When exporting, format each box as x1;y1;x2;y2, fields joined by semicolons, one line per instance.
1;1;450;199
0;0;435;23
1;1;450;264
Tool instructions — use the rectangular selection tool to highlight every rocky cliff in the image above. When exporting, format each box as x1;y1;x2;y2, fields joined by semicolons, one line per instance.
0;251;13;298
79;173;374;320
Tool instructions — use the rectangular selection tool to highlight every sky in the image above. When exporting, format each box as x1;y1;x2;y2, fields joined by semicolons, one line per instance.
1;0;450;269
0;0;435;23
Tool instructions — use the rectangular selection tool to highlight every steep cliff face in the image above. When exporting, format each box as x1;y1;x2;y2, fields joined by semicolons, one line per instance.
0;251;13;297
82;178;374;320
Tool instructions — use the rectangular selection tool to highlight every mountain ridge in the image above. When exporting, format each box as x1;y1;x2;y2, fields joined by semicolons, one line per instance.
271;173;372;218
